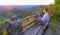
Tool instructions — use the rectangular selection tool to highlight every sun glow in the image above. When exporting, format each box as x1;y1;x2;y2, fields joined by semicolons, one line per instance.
4;5;12;9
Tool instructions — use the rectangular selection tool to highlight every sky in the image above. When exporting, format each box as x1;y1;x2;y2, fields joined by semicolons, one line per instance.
0;0;54;10
0;0;54;5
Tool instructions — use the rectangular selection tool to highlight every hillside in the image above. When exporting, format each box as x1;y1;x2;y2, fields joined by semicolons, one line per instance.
0;5;46;18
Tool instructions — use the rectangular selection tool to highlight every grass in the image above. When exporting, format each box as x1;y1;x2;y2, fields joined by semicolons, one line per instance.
50;18;60;35
0;18;9;35
0;18;9;26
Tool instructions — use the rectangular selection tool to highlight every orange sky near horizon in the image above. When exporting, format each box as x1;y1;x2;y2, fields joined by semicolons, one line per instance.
4;5;12;9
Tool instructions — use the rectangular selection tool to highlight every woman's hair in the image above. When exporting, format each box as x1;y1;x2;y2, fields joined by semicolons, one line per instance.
44;8;51;16
44;8;48;12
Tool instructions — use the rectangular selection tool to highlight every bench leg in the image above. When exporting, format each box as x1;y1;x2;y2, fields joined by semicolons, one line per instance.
42;24;50;35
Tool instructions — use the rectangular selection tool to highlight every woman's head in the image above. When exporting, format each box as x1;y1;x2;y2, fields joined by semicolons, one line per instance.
43;8;51;16
43;8;48;13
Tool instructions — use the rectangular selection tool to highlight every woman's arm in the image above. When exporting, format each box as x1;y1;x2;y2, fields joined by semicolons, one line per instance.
39;13;47;26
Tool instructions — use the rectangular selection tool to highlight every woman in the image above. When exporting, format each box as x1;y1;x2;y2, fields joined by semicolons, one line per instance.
39;8;50;26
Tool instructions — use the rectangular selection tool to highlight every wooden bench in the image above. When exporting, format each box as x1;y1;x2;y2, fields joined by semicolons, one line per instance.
36;15;52;35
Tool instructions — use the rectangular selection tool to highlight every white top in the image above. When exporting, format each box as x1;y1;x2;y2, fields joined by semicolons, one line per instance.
39;12;49;24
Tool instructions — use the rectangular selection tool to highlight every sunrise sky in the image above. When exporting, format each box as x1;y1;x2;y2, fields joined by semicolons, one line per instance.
0;0;54;10
0;0;54;5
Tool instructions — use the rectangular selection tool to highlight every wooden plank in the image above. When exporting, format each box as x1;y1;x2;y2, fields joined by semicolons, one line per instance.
2;15;35;35
23;24;42;35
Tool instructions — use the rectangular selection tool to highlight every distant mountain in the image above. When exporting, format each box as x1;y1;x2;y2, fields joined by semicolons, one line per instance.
0;5;46;10
0;5;37;10
0;5;46;18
